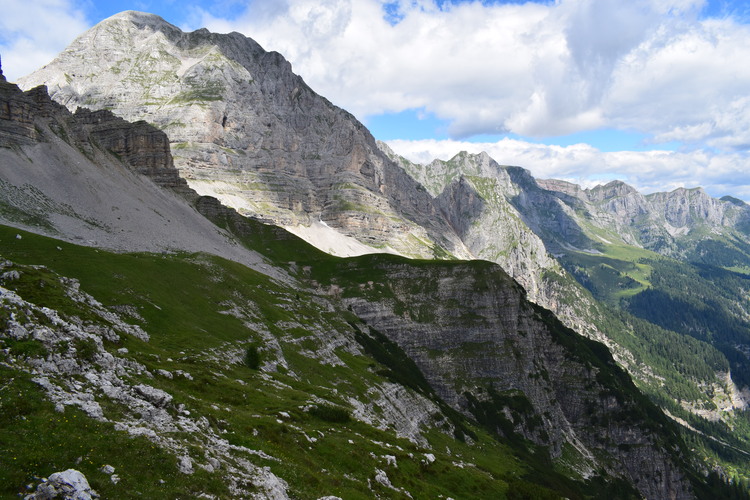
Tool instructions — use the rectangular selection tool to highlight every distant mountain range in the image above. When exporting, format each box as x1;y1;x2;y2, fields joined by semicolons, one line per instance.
2;10;749;498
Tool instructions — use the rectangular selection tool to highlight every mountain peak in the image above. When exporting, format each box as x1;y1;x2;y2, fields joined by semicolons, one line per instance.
101;11;240;45
19;12;468;260
601;179;631;189
721;195;748;206
103;10;174;28
87;10;183;42
453;149;488;159
588;179;640;201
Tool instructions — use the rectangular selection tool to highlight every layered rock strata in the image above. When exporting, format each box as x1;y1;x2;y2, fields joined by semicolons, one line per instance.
74;108;190;193
19;11;469;259
323;256;694;499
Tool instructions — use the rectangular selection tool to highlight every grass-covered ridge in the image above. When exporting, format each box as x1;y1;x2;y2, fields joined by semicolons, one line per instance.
0;224;567;498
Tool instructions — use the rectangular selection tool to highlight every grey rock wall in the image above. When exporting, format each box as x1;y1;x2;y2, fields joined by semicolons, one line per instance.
330;258;693;499
19;11;469;260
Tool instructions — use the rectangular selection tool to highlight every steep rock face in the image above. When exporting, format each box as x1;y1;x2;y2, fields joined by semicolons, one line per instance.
73;108;189;192
1;80;186;191
437;174;557;303
392;149;592;257
395;150;560;297
318;256;693;499
648;187;731;228
19;11;469;259
503;167;591;252
404;150;506;197
0;83;67;146
393;149;602;339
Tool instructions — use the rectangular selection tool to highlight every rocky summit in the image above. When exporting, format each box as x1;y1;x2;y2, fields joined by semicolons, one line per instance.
19;10;469;260
3;9;750;499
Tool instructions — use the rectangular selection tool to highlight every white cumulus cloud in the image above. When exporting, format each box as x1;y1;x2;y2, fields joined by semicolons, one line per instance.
192;0;750;153
0;0;89;81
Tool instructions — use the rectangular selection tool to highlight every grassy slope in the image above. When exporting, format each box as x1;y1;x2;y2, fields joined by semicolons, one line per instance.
0;224;559;499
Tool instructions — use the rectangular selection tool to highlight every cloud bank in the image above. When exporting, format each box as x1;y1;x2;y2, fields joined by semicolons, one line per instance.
386;137;750;200
194;0;750;150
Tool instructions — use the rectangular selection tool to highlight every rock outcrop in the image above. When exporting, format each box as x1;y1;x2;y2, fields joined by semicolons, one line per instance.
0;82;64;146
390;149;562;301
0;79;183;189
73;108;189;192
25;469;99;500
436;173;558;302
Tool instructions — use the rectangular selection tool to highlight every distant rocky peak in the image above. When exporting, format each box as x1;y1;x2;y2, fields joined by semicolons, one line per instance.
647;186;726;228
721;195;748;206
503;165;539;190
450;150;491;165
589;180;640;199
538;178;641;204
411;150;531;196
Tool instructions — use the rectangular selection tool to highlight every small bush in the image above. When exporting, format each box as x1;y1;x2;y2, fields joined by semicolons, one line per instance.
308;404;351;423
244;345;261;369
6;339;48;359
74;337;98;361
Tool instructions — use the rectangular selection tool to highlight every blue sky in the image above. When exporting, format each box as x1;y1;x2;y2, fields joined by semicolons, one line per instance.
3;0;750;199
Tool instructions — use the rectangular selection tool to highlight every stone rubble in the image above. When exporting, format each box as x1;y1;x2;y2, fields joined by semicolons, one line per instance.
0;261;290;499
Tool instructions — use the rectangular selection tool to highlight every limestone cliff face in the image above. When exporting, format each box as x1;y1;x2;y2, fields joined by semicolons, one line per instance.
647;187;740;229
1;79;185;191
19;11;469;260
73;108;189;192
0;83;67;146
436;174;557;303
394;150;559;301
320;256;694;499
391;149;602;344
537;179;750;257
